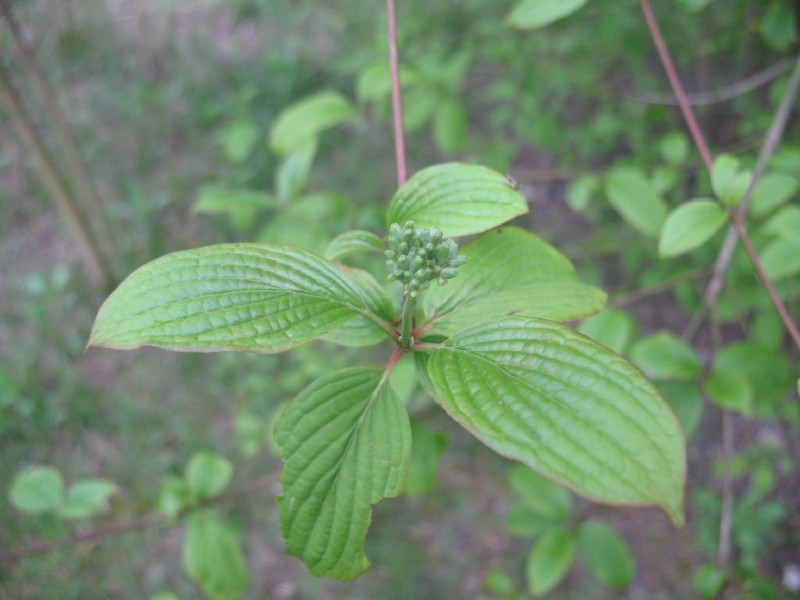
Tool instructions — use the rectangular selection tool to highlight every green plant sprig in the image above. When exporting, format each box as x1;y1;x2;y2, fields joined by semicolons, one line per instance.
385;220;466;349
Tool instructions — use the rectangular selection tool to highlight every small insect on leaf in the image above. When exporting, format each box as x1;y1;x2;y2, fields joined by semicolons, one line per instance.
505;174;520;190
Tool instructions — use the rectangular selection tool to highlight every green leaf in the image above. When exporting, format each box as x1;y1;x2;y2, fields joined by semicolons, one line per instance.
705;371;753;417
433;99;468;154
183;509;248;600
658;199;727;258
605;169;667;238
150;593;180;600
275;368;411;579
677;0;714;12
760;238;800;281
711;155;751;208
694;563;726;599
187;452;233;501
269;91;354;156
505;504;561;537
508;464;571;523
192;187;275;232
323;231;384;262
426;316;686;525
762;205;800;239
158;475;192;518
578;309;638;355
422;228;606;335
483;569;515;596
750;173;799;217
356;63;420;103
10;466;66;515
659;132;689;165
630;331;701;381
759;4;796;51
656;382;704;440
220;118;258;164
386;163;528;237
405;420;449;497
566;175;598;212
507;0;591;29
59;479;117;519
714;343;792;414
276;142;316;202
88;244;385;354
577;520;635;588
321;265;395;347
526;530;576;596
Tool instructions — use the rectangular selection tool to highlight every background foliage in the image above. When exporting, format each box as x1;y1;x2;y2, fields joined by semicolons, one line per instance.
1;0;799;598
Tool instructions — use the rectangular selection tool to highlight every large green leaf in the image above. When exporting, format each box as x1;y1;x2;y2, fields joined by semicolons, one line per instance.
183;509;248;600
269;91;354;156
275;368;411;579
88;244;389;354
425;316;685;525
321;265;396;347
422;228;606;335
386;163;528;237
605;169;667;238
658;199;727;258
507;0;591;29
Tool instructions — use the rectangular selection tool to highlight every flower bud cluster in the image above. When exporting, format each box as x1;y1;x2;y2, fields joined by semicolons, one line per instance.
385;221;467;297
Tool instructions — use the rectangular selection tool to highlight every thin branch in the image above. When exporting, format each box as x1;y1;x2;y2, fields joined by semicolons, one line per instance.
0;60;111;287
639;0;713;171
3;2;117;284
612;266;712;309
0;514;164;562
639;0;800;353
703;54;800;312
624;58;791;106
728;210;800;350
718;409;734;570
386;0;407;187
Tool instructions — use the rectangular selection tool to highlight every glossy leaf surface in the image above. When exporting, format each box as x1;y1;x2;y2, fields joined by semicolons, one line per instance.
386;163;528;237
276;368;411;579
423;228;606;335
88;244;383;354
658;199;727;258
426;316;685;525
324;231;384;262
321;265;395;347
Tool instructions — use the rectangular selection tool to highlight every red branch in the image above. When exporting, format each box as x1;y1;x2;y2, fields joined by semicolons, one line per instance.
386;0;408;187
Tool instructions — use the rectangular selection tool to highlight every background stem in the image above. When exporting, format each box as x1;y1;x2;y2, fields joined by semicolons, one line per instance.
386;0;408;187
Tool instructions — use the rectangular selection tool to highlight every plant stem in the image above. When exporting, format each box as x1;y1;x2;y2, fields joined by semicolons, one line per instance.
639;0;713;172
386;0;407;187
0;59;112;288
718;409;733;571
3;2;117;283
639;0;800;353
400;292;416;350
703;54;800;312
0;514;164;562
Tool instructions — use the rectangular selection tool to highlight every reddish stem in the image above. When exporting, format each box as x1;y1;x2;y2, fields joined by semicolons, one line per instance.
386;0;408;186
639;0;713;171
0;514;164;562
729;210;800;350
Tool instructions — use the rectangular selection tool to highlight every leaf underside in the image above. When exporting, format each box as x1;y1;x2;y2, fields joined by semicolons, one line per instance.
88;244;377;354
276;368;411;580
423;228;606;335
426;316;686;525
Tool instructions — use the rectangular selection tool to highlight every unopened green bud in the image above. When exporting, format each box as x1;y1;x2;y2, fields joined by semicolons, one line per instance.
385;249;396;259
441;267;457;279
450;254;467;268
409;278;420;290
390;223;403;238
411;256;424;271
437;277;447;285
386;260;397;272
435;245;450;262
397;256;409;269
398;242;409;254
414;269;427;280
431;228;443;244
